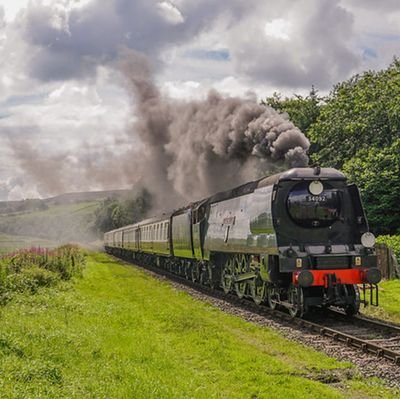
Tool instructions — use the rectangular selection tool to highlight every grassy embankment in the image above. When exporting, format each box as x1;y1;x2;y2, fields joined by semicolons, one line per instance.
362;280;400;324
0;252;398;398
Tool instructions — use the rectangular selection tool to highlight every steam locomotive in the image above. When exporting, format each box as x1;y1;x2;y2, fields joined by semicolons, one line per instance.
104;167;381;317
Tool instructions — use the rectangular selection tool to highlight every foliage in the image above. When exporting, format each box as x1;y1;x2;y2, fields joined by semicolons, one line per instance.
343;140;400;234
0;252;397;398
263;87;323;134
309;58;400;168
0;245;85;304
93;188;152;234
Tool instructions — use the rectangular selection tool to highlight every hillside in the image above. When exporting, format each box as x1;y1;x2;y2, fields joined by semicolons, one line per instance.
0;189;134;215
0;201;100;244
0;189;138;247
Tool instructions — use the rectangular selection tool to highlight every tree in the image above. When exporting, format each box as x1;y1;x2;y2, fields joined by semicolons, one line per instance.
309;58;400;168
93;199;121;234
263;87;323;134
343;139;400;235
93;189;153;235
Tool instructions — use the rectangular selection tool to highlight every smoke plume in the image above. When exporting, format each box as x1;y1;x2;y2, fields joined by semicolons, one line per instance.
120;50;309;207
9;50;309;208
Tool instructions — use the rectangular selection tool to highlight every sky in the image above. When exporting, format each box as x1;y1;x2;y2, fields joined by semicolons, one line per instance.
0;0;399;200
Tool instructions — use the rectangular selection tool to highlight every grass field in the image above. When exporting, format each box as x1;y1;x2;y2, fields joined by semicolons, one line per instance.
0;252;398;398
362;280;400;324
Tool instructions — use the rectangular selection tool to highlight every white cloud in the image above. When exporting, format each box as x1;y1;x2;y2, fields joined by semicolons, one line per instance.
264;18;291;41
0;0;29;22
157;1;185;25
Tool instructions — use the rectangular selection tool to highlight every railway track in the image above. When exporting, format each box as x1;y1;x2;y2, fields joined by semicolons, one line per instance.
303;309;400;364
113;253;400;366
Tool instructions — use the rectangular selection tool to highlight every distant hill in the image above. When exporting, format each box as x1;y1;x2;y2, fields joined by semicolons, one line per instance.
0;189;137;248
44;189;135;206
0;189;134;215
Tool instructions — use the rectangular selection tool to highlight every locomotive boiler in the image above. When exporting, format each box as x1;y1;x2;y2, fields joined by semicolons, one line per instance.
104;167;381;317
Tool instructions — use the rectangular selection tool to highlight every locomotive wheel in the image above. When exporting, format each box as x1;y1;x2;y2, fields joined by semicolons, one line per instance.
191;263;200;283
288;284;305;318
235;282;247;299
344;284;361;316
266;286;279;310
184;261;191;280
234;254;248;299
249;277;266;305
221;258;234;294
207;265;215;289
199;264;211;287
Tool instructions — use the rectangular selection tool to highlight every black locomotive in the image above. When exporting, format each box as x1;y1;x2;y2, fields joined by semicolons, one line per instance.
104;167;381;317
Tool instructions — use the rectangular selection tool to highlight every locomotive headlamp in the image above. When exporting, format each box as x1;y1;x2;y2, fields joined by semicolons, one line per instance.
361;232;376;248
309;180;323;195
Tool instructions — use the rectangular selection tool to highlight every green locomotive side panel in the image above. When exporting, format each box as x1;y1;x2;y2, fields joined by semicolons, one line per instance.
192;223;203;259
249;186;275;235
172;212;194;259
204;185;277;256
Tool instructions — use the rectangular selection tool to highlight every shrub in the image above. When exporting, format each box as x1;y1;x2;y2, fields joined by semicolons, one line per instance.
4;268;58;294
0;245;85;303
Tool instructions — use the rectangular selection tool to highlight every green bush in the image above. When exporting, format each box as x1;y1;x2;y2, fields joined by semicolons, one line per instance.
0;245;85;304
5;268;58;294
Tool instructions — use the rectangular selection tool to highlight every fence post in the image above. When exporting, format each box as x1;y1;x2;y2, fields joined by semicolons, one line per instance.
376;243;389;279
391;249;400;279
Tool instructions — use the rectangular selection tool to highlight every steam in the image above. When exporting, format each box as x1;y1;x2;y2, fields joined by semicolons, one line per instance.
120;50;309;206
8;50;309;208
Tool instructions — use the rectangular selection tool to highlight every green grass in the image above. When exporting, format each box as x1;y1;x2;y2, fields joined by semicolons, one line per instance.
0;253;398;398
362;280;400;324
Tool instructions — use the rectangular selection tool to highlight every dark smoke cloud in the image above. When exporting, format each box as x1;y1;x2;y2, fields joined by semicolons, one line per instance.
119;51;309;206
9;50;309;206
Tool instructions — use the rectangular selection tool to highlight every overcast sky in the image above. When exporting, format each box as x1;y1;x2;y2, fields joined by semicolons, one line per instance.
0;0;399;200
